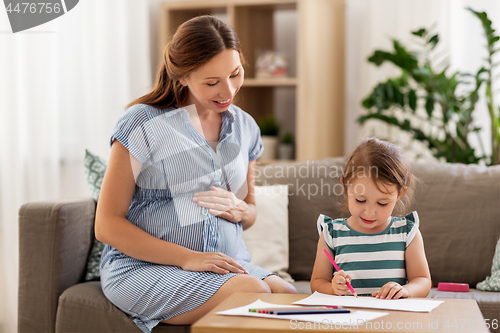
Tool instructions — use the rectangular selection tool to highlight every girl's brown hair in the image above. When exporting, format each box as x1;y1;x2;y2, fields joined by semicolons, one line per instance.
128;15;244;109
341;137;416;216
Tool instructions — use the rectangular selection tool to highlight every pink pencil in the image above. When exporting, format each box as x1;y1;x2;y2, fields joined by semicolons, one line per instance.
323;248;358;298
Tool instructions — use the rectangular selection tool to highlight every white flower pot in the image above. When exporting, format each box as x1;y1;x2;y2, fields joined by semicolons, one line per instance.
259;136;279;161
278;144;294;160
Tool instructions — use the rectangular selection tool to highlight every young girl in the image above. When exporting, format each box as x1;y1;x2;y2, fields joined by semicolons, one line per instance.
310;138;431;299
96;15;296;333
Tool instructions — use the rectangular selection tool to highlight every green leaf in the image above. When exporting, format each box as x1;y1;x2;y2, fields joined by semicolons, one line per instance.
361;96;373;109
425;95;434;117
402;119;411;130
412;28;427;37
357;114;371;125
385;82;395;101
476;67;488;77
408;89;417;112
428;34;439;49
489;36;500;46
368;51;393;66
392;40;419;70
396;89;405;107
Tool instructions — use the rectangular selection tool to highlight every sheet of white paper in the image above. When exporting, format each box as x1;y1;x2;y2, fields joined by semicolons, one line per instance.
217;299;388;327
294;291;443;313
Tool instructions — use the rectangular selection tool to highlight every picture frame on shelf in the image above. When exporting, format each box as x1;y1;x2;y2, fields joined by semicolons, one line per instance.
255;50;288;79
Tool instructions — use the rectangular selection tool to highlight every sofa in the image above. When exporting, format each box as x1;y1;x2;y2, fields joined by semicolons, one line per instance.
18;157;500;333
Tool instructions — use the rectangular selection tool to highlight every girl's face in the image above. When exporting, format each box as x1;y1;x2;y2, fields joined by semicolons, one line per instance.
180;49;244;114
345;176;402;234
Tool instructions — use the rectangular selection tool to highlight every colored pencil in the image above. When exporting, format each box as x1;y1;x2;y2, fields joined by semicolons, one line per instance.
273;308;351;315
323;248;358;298
249;306;342;314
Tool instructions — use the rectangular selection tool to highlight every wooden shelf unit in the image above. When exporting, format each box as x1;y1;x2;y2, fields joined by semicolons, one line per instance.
158;0;345;160
242;77;297;87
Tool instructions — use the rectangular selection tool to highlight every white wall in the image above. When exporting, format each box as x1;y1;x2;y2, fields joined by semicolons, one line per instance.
0;1;152;332
0;229;5;333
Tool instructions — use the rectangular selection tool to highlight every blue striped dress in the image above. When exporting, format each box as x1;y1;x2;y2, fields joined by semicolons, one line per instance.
100;104;273;333
317;212;419;296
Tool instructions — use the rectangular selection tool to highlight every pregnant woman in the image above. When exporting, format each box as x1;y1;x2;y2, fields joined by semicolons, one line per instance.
95;15;296;333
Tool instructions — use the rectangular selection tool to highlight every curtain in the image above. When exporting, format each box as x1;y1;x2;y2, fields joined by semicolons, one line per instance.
345;0;500;161
0;1;152;331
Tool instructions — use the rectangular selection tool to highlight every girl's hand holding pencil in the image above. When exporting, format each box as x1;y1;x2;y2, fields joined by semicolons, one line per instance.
331;270;355;296
323;249;358;297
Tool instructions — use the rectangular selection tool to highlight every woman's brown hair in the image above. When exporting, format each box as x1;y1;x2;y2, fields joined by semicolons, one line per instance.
128;15;244;109
341;137;416;216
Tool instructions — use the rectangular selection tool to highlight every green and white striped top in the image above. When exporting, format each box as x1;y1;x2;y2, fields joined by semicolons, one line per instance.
318;211;419;296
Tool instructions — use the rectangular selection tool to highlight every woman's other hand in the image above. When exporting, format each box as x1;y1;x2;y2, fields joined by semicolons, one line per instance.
182;251;249;275
331;270;353;296
192;186;248;223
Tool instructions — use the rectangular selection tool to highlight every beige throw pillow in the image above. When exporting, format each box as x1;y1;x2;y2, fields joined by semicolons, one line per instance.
242;185;293;282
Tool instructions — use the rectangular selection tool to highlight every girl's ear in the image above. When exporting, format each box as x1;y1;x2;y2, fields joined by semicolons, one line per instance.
397;186;408;200
178;76;188;87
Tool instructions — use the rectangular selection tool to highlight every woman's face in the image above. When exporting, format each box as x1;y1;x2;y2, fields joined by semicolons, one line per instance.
180;49;244;114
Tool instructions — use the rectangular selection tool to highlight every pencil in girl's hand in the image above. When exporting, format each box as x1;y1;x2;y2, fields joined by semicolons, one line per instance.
324;249;358;298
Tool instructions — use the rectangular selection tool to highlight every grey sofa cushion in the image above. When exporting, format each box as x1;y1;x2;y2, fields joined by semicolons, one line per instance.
411;163;500;287
56;282;189;333
292;280;312;294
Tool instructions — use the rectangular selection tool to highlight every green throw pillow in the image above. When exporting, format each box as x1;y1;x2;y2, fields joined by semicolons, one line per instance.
84;149;107;281
85;149;107;202
477;237;500;291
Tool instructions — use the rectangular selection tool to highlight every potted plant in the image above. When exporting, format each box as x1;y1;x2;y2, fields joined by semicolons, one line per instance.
257;115;280;161
278;131;294;160
358;7;500;166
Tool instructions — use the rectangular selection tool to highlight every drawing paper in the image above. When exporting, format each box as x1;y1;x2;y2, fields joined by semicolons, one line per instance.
294;291;443;313
217;299;388;326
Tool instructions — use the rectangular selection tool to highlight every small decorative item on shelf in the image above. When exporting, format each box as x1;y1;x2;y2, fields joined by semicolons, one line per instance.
255;51;288;79
257;115;280;162
278;132;294;160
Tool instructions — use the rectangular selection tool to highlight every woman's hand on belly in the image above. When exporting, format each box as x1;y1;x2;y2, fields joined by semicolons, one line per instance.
192;186;248;223
182;251;249;275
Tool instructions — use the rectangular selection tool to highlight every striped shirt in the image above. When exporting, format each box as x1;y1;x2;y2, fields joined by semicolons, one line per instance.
100;103;268;333
318;211;419;296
